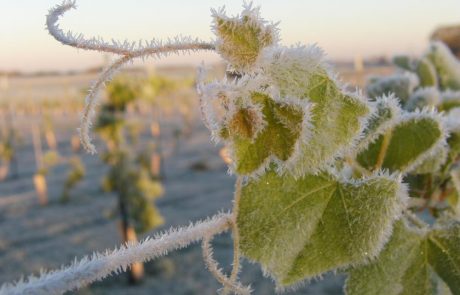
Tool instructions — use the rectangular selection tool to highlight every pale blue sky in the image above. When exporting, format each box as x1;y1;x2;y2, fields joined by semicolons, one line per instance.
1;0;459;72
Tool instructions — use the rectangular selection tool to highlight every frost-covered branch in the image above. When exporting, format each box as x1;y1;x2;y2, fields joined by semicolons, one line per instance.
0;213;232;295
46;0;215;153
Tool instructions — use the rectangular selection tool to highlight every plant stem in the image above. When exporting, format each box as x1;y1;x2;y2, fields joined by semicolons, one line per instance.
222;176;243;295
1;213;232;295
374;128;393;170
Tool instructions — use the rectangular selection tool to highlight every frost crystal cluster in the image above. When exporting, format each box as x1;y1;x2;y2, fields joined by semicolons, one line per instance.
2;2;460;295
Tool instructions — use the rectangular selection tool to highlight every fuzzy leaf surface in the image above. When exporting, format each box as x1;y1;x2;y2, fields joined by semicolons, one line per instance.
262;48;369;175
213;8;276;71
357;115;443;173
225;92;304;175
428;223;460;294
346;221;433;295
346;220;460;295
237;170;404;287
416;58;438;87
367;74;417;103
427;42;460;91
356;96;400;152
287;73;369;175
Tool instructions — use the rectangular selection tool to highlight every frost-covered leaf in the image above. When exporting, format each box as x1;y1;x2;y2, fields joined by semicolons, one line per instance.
245;45;370;176
393;55;416;71
346;218;460;295
346;220;433;295
412;145;448;174
451;168;460;215
416;57;438;88
260;45;325;98
445;109;460;166
237;170;405;287
223;92;306;175
264;60;368;176
438;90;460;112
223;107;265;140
357;112;445;173
212;3;278;72
367;73;419;103
356;95;401;152
405;87;440;112
428;221;460;294
287;73;369;175
426;42;460;91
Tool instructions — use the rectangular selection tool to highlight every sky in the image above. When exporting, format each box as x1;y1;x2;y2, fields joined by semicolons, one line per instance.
1;0;459;72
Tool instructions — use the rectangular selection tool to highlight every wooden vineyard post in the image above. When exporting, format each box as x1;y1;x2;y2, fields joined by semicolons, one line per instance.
150;121;164;179
70;135;80;153
0;165;9;181
45;129;57;150
32;124;48;206
118;195;144;284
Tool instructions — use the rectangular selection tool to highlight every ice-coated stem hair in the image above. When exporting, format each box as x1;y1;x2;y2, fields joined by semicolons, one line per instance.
46;0;215;153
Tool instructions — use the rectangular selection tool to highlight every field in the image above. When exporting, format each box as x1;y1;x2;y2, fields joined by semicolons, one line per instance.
0;64;394;294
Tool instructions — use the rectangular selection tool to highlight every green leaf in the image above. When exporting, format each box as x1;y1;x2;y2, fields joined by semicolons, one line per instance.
428;221;460;294
212;5;277;71
346;220;434;295
237;170;405;287
426;42;460;91
227;92;304;175
346;218;460;295
438;91;460;112
405;87;440;112
393;55;416;71
416;58;438;88
412;145;447;174
450;167;460;215
258;46;369;175
226;107;264;139
288;72;369;175
356;95;400;152
367;73;418;103
357;113;444;173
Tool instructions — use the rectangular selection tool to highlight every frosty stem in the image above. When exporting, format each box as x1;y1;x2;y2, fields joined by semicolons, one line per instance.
0;213;232;295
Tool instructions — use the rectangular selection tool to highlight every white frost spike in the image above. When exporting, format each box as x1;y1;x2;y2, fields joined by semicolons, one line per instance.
0;213;232;295
46;0;215;153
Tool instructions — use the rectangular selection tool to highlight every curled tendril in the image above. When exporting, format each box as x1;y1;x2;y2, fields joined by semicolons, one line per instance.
202;232;252;295
46;0;215;153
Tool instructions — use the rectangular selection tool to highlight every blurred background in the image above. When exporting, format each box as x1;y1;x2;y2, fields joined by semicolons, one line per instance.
0;0;459;294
